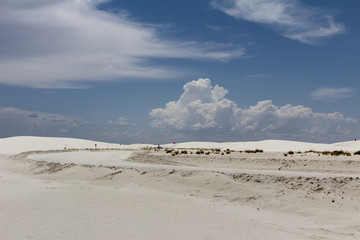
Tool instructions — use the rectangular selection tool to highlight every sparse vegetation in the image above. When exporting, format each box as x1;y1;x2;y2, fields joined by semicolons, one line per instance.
213;149;221;153
161;146;351;157
165;149;173;154
303;150;352;156
321;151;331;155
196;150;204;154
244;149;263;153
171;150;179;156
330;150;351;156
354;151;360;155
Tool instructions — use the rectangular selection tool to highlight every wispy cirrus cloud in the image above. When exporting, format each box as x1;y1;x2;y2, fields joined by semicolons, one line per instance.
108;117;136;127
211;0;345;44
207;25;223;32
0;0;244;88
310;87;356;101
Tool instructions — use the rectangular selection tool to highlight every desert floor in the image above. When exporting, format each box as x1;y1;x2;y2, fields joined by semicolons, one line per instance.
1;145;360;239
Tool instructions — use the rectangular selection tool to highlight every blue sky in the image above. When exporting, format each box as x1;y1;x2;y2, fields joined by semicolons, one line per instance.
0;0;359;144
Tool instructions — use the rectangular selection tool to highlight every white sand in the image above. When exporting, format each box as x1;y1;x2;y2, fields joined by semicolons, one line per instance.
1;136;360;240
0;136;154;155
164;139;360;152
30;150;134;166
29;151;360;179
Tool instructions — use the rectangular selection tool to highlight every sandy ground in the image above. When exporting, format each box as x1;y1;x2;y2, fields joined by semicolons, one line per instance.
1;138;360;239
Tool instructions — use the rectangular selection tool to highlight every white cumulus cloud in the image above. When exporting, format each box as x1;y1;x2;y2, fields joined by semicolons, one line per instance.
150;78;239;130
0;0;244;88
150;78;357;142
211;0;345;44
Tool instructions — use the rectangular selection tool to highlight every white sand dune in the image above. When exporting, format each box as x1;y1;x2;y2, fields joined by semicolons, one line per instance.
1;136;360;240
29;151;360;179
164;139;360;152
1;136;359;155
0;136;154;155
332;140;360;149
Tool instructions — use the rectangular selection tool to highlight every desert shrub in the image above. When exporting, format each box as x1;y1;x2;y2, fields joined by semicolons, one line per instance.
344;151;351;156
211;148;221;153
287;151;294;155
354;151;360;155
225;149;231;154
331;150;351;156
165;149;173;154
245;149;263;153
171;151;179;156
283;153;288;156
196;150;204;154
205;152;210;155
181;150;188;154
321;151;331;155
